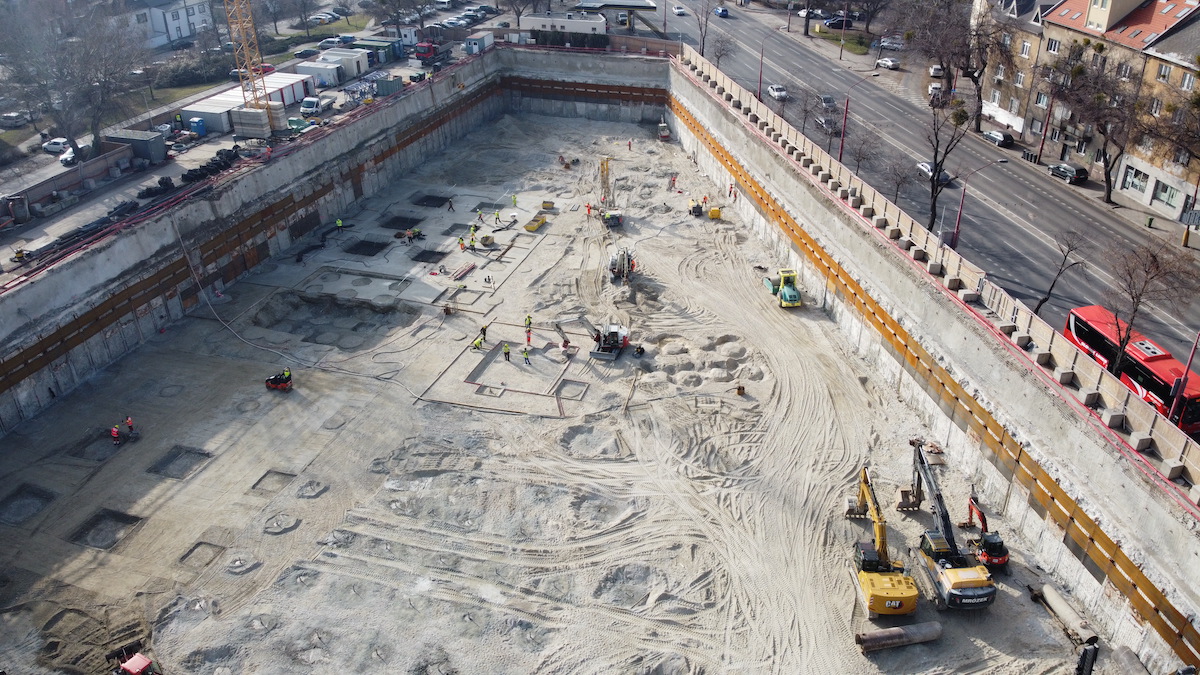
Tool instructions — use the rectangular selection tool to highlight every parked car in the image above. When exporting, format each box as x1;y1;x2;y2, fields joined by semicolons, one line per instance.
917;161;952;185
713;6;729;17
876;35;906;50
230;68;248;80
294;48;320;58
0;111;29;128
767;84;788;101
497;20;511;27
875;57;900;70
815;116;839;134
319;37;342;49
798;8;829;19
251;64;276;74
673;5;687;14
929;64;945;78
42;137;68;154
617;11;629;23
983;130;1014;147
332;6;353;15
927;82;944;97
824;17;853;29
1048;163;1088;184
60;144;91;166
338;34;356;43
476;5;498;13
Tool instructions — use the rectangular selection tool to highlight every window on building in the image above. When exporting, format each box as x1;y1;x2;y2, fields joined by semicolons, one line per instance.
1047;38;1060;54
1016;72;1026;87
990;89;1001;104
1051;128;1062;141
199;4;206;12
1117;62;1132;79
996;64;1006;79
175;26;182;37
1153;180;1181;207
1173;146;1191;165
1093;147;1106;163
1035;92;1049;107
1021;41;1031;57
1010;97;1020;113
1003;33;1012;47
1183;72;1196;91
187;22;195;32
1031;118;1044;135
1076;139;1088;154
1123;166;1149;192
186;6;195;15
1173;107;1186;124
136;12;148;23
1158;63;1173;81
171;10;179;19
1150;97;1163;116
1111;94;1123;108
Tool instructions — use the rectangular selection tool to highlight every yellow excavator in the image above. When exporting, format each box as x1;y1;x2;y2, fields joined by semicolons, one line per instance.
845;467;920;617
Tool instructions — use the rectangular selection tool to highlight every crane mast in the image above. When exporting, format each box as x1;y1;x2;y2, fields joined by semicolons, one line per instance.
223;0;271;118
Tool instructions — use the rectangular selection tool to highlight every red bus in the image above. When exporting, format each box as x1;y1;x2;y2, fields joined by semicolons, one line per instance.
1063;305;1200;434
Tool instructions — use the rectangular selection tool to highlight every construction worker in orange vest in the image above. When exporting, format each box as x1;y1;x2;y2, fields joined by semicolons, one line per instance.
111;425;121;446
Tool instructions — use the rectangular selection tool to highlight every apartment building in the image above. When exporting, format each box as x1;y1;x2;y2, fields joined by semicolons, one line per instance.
977;0;1200;219
126;0;215;49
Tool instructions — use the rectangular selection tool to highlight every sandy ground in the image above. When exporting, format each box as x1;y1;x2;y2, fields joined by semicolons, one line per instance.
0;114;1090;674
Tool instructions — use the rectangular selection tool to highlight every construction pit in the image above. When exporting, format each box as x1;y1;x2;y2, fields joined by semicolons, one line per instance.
0;114;1107;674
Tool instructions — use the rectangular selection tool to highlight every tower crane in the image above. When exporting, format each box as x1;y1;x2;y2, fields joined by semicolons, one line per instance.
223;0;273;127
845;467;920;617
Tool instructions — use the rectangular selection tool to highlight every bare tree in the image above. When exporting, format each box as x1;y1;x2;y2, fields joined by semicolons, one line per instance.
919;96;971;230
855;0;894;34
880;151;917;203
1101;241;1200;376
709;35;737;67
3;3;146;154
505;0;534;28
1047;44;1142;204
296;0;322;37
693;0;720;56
256;0;301;34
847;126;876;174
1032;230;1088;315
789;86;820;134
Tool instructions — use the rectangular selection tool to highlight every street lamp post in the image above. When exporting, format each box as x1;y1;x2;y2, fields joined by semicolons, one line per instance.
836;72;878;163
757;43;765;101
948;158;1009;249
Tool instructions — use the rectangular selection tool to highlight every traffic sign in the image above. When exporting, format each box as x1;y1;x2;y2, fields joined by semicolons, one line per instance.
1182;210;1200;227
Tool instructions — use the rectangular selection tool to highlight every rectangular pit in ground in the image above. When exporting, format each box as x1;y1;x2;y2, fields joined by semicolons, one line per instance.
413;195;450;208
70;509;143;550
67;437;124;462
344;240;390;257
0;484;57;525
381;215;424;230
148;446;214;480
251;470;297;495
411;249;449;263
179;542;226;568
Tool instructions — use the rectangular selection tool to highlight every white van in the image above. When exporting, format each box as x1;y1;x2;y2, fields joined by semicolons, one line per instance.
435;0;453;10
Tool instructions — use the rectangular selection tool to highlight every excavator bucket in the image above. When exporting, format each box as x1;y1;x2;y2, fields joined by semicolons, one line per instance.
896;488;922;511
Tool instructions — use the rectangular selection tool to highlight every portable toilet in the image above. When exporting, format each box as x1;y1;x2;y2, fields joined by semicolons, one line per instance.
188;117;207;137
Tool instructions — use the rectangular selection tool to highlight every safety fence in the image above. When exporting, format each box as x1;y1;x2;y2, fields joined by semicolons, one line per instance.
672;43;1199;667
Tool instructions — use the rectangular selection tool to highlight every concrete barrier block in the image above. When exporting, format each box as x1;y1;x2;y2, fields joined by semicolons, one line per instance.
1080;389;1100;405
818;172;832;182
810;165;822;176
1163;458;1184;480
1129;432;1154;452
748;113;759;123
1034;350;1052;366
1101;409;1125;428
800;157;813;167
958;288;980;302
716;86;725;94
702;74;711;82
1013;333;1032;347
724;92;733;102
999;322;1018;336
885;227;902;240
828;180;841;191
1053;368;1074;385
926;261;943;275
758;120;769;130
897;237;914;251
772;132;782;142
910;247;926;261
872;216;888;228
837;188;849;199
850;196;862;208
945;277;963;290
860;205;874;217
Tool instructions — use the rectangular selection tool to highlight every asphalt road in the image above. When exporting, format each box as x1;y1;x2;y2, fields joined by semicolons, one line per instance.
658;1;1200;356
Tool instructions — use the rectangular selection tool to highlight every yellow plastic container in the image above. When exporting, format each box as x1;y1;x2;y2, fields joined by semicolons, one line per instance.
708;207;721;219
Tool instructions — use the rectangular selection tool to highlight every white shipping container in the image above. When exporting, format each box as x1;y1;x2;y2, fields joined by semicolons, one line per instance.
296;61;343;87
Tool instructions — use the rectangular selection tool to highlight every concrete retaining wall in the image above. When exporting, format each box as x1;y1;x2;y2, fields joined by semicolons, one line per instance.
673;45;1198;671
